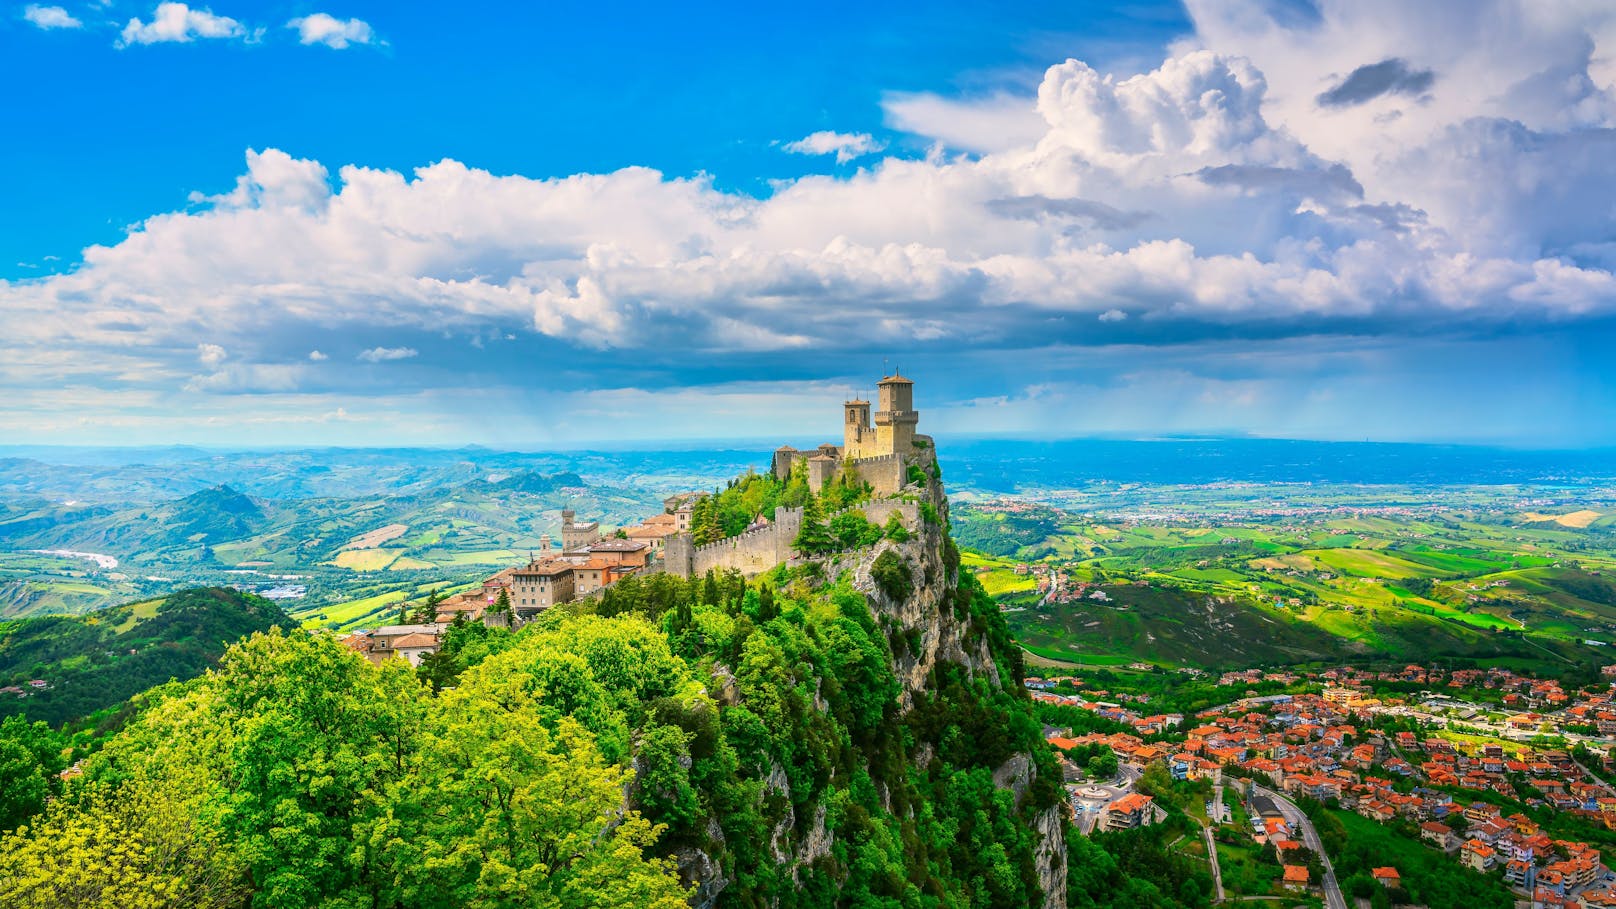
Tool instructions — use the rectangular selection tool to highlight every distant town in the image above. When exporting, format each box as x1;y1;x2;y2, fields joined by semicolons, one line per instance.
1034;662;1616;907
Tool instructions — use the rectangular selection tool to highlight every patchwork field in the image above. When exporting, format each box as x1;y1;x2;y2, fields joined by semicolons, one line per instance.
955;482;1616;671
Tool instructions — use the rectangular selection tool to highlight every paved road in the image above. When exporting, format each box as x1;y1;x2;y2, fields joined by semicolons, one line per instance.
1069;765;1141;835
1252;785;1347;909
1203;823;1226;902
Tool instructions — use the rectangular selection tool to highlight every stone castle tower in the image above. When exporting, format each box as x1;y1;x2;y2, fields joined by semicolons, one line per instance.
843;397;875;458
841;374;917;459
773;372;925;495
873;373;917;454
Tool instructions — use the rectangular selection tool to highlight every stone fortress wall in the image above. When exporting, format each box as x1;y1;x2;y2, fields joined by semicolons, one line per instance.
661;372;930;580
661;499;921;579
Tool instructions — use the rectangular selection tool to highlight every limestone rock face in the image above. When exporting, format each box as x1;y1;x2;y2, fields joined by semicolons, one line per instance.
682;467;1066;908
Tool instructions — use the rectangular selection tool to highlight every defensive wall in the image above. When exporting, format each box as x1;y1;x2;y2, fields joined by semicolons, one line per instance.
660;498;921;579
772;444;924;497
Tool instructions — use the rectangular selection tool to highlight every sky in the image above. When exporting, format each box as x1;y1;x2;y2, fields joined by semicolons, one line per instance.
3;0;1616;449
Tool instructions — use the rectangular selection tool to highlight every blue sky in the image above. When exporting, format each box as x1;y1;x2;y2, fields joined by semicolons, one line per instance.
4;0;1616;448
2;1;1188;277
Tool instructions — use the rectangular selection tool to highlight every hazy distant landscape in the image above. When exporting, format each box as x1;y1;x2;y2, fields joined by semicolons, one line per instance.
7;438;1614;648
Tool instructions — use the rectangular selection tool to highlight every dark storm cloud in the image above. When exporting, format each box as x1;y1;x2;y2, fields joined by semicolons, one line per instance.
1194;163;1364;200
986;195;1155;230
1316;58;1436;108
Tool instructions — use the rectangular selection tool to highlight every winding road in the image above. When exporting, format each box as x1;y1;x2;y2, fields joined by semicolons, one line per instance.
1251;785;1347;909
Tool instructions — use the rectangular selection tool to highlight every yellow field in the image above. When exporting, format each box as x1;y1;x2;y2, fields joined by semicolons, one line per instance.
332;548;403;571
1250;554;1314;571
389;557;434;570
979;569;1038;597
1521;510;1602;528
345;523;409;549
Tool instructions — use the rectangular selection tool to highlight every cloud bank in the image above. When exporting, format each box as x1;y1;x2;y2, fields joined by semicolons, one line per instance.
6;0;1616;444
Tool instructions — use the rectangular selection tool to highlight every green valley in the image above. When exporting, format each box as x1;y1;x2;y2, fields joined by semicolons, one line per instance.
954;482;1616;673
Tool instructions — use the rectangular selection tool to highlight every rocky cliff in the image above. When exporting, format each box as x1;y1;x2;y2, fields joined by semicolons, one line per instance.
673;459;1067;908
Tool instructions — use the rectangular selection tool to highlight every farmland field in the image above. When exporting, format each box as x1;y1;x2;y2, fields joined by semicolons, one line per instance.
953;480;1616;671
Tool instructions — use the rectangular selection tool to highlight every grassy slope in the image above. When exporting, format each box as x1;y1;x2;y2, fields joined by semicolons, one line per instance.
0;586;289;725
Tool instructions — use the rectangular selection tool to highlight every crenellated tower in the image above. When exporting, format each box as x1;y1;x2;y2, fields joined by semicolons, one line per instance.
843;397;875;458
873;373;918;455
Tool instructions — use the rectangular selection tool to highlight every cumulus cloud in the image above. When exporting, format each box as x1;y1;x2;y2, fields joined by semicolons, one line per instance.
782;131;886;163
883;91;1047;153
308;350;328;361
118;2;248;46
286;12;375;49
24;4;82;29
6;0;1616;443
358;347;418;363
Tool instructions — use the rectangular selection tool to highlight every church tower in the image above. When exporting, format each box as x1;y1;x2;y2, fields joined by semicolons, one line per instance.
873;373;918;455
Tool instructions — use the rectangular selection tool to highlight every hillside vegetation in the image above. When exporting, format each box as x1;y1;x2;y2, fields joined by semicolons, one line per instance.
0;472;1067;909
0;587;288;726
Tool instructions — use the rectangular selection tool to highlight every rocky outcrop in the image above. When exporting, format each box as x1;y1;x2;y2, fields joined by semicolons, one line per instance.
685;464;1066;908
1032;804;1068;909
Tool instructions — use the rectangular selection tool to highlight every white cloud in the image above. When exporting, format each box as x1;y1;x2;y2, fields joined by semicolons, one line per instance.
6;0;1616;443
882;91;1047;153
197;342;227;367
782;130;886;164
24;4;82;29
118;2;246;46
286;12;375;49
358;346;418;363
308;349;328;361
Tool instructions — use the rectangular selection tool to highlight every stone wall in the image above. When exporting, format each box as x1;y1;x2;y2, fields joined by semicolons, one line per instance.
660;499;921;579
847;453;906;496
662;506;805;578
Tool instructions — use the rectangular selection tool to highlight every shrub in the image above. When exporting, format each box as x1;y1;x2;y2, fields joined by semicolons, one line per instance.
871;550;913;602
828;511;882;551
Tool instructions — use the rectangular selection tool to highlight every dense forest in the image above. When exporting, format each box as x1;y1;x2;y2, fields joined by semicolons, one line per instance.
0;469;1074;909
0;587;287;726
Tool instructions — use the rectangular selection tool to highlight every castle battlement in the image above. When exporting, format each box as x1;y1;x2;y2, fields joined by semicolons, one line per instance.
691;506;805;555
774;374;926;497
660;374;931;580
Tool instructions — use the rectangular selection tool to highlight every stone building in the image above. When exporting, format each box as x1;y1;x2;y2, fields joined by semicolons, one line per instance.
560;509;601;552
772;372;930;495
510;559;576;616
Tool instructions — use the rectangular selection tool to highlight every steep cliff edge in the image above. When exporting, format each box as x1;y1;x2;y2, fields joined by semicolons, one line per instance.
659;458;1068;908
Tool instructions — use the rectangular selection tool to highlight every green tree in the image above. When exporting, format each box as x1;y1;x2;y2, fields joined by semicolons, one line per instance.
0;738;48;833
792;497;834;555
829;510;882;550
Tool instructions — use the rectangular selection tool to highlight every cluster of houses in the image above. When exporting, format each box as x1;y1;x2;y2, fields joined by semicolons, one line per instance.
340;499;701;666
1030;664;1616;907
0;679;50;698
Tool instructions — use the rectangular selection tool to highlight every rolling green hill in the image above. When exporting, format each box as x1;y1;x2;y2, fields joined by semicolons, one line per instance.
0;470;664;619
0;587;289;726
958;483;1616;672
